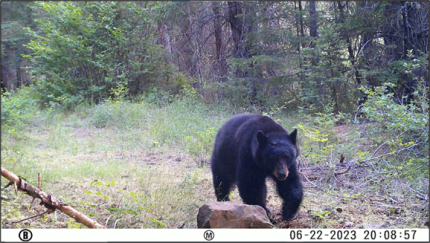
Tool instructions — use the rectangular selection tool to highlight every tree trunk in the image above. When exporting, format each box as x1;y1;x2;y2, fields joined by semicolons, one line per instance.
178;3;197;76
227;1;250;60
298;1;305;48
158;23;172;56
400;1;418;102
308;1;318;68
337;1;362;85
212;2;227;82
227;1;258;102
294;2;304;82
16;60;22;89
382;1;428;102
309;1;317;48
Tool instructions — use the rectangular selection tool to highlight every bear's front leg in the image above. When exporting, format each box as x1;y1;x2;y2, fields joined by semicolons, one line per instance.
274;172;303;221
237;172;267;209
237;175;277;224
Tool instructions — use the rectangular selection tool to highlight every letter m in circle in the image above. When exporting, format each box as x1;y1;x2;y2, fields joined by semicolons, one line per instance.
204;230;214;241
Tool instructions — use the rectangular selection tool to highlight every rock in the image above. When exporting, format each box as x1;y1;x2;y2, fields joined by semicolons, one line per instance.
197;202;274;228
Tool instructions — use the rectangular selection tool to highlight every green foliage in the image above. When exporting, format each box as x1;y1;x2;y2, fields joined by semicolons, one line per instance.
311;210;331;220
89;102;116;128
361;83;428;142
140;72;200;107
145;98;216;148
66;219;82;229
296;122;333;164
165;72;200;100
88;99;149;128
186;127;217;162
1;86;38;139
109;83;129;104
141;87;175;107
22;2;173;109
299;22;356;114
360;58;429;180
295;110;341;165
226;49;304;112
1;2;36;89
218;77;252;107
342;192;362;202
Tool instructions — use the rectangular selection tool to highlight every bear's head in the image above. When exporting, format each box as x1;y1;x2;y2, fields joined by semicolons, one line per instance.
252;129;298;181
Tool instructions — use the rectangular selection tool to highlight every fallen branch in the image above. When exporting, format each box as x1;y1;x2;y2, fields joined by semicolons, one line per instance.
334;165;351;176
2;181;13;190
416;195;429;202
339;154;345;164
1;167;105;229
359;142;421;164
12;209;54;224
364;204;401;209
370;142;389;159
402;183;429;202
299;171;320;189
298;171;320;180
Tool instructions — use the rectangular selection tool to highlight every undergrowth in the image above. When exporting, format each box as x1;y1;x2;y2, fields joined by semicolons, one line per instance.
1;89;428;229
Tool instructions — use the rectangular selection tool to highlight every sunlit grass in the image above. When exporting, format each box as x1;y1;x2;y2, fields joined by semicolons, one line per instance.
1;99;221;228
1;98;428;229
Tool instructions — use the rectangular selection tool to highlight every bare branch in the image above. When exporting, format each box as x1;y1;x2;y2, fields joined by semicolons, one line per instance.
29;198;36;211
1;167;105;229
1;181;13;191
11;208;54;224
334;165;351;176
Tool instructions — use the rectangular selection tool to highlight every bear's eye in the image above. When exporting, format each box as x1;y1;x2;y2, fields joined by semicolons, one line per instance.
270;142;277;147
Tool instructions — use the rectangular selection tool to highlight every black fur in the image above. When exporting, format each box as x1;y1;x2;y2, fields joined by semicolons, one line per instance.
211;114;303;221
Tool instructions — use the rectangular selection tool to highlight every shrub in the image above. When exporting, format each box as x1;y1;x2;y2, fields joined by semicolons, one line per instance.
360;79;429;180
22;2;173;108
1;86;38;138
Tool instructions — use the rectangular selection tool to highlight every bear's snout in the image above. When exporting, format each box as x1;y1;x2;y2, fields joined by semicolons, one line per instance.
273;162;289;181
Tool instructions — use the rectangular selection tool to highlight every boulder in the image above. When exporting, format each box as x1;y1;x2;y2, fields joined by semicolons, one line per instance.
197;202;274;228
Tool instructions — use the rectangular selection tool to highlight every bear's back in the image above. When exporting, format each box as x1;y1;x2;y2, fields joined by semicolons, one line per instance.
212;114;258;153
214;114;287;153
233;114;287;140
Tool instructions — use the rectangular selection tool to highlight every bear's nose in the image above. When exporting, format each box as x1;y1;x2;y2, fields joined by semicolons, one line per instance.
277;171;287;180
273;164;289;181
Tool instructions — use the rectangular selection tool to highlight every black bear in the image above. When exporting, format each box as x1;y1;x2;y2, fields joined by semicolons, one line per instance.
211;114;303;221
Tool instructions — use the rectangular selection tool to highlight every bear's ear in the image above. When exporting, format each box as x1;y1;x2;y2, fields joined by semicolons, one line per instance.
256;130;268;145
289;129;297;144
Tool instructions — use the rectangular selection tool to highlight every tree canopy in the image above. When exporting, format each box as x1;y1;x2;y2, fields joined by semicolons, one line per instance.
1;1;428;113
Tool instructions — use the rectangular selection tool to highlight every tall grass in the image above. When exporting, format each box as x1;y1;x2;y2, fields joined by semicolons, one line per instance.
1;95;230;228
1;91;428;229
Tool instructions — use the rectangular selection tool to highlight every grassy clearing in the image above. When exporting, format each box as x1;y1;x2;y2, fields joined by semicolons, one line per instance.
1;98;428;229
1;98;227;229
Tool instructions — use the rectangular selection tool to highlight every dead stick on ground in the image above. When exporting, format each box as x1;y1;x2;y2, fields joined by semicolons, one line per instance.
298;171;320;189
12;209;54;224
29;198;36;211
29;173;42;211
334;165;351;176
38;173;41;188
2;181;13;190
1;167;105;229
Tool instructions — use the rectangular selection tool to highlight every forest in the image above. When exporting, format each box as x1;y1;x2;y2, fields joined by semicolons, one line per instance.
1;1;429;229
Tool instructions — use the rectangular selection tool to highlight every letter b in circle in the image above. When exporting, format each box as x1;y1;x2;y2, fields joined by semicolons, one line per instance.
19;229;33;242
